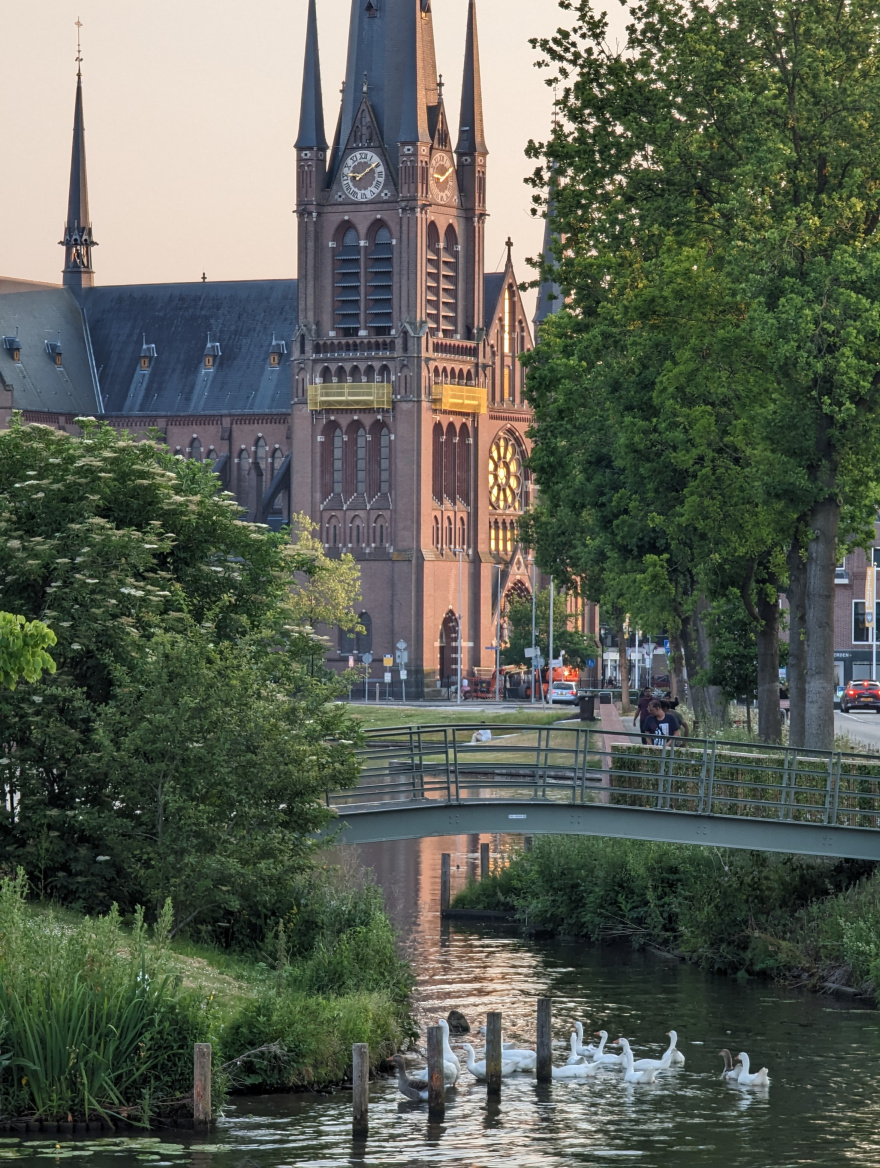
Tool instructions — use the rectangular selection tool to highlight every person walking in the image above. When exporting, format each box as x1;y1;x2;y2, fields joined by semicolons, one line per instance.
633;687;654;743
643;699;681;746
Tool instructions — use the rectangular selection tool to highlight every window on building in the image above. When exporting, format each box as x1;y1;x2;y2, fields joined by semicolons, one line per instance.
444;423;457;503
189;437;202;461
426;223;441;336
335;227;362;336
442;226;458;338
379;426;390;493
356;611;373;654
327;516;340;547
368;226;394;336
445;514;454;549
457;423;471;506
432;422;443;503
433;515;441;548
853;600;880;643
323;425;343;497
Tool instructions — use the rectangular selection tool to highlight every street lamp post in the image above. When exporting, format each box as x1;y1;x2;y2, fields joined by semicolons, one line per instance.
456;543;464;704
549;578;555;699
530;555;536;704
495;563;502;703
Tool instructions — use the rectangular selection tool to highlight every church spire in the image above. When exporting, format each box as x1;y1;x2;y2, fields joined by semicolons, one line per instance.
534;172;563;325
61;23;96;290
296;0;327;149
456;0;487;155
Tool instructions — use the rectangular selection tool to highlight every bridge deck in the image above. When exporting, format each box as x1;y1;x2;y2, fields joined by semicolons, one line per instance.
326;723;880;859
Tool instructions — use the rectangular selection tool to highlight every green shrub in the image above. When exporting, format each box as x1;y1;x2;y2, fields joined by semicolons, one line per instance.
0;873;217;1123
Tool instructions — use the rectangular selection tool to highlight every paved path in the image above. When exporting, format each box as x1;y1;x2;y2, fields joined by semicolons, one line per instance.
836;710;880;751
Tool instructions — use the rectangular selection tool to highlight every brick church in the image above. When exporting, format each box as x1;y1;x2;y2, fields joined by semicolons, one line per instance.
0;0;557;696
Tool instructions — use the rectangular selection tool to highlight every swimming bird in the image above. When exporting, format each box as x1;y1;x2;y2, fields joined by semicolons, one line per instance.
574;1021;597;1058
621;1047;658;1085
664;1029;685;1066
551;1057;601;1080
615;1037;673;1073
719;1049;741;1080
566;1032;585;1065
735;1052;770;1087
461;1043;519;1080
591;1030;625;1065
437;1018;462;1084
391;1054;429;1101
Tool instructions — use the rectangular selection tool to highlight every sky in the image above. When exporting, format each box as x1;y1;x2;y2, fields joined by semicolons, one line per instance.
2;1;628;297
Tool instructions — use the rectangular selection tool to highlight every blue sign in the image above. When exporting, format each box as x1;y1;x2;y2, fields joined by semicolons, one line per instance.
586;658;596;669
663;639;670;652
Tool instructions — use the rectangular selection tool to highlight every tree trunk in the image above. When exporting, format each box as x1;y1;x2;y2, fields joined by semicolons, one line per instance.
786;536;808;749
756;584;782;744
617;620;632;713
681;596;725;728
804;495;840;752
745;695;752;735
669;631;687;702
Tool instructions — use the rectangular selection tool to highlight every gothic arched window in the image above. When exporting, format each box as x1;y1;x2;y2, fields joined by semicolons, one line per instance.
457;423;471;506
335;227;362;337
356;611;373;654
254;437;268;477
189;437;202;461
445;514;454;550
368;421;391;497
323;424;343;497
444;422;456;504
432;422;443;503
426;223;441;336
488;431;526;512
442;226;458;338
345;423;366;496
368;225;394;336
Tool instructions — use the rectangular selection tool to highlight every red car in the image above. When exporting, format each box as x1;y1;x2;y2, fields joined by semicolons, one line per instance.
840;680;880;713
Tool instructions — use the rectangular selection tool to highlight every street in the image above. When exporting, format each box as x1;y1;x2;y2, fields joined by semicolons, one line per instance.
835;709;880;751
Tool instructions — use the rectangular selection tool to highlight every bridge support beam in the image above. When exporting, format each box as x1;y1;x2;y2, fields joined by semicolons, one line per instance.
330;801;880;862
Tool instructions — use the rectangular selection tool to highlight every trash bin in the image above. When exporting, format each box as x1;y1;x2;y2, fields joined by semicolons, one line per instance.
578;694;596;721
599;690;612;705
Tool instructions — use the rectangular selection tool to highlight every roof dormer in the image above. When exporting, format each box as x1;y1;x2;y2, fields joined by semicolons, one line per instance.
45;337;63;367
269;336;287;368
203;334;221;370
2;335;21;363
140;336;157;371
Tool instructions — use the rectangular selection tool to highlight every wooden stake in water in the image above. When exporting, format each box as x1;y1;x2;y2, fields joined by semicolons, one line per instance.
440;852;451;912
485;1010;502;1095
536;998;552;1083
480;842;490;878
193;1043;212;1127
352;1043;369;1136
427;1025;446;1117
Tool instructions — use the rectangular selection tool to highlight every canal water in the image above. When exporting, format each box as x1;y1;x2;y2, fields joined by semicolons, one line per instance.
5;834;880;1167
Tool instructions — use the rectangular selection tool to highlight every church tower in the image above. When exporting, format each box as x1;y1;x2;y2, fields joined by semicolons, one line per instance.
61;46;97;291
292;0;535;694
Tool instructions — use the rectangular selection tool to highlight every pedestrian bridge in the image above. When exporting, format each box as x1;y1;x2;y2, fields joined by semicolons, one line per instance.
326;723;880;861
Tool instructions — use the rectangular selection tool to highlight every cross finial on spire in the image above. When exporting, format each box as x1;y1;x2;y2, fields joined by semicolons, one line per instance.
75;17;83;76
363;72;369;95
438;73;444;101
505;237;514;265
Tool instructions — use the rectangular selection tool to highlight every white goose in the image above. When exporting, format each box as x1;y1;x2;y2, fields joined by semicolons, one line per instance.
461;1043;519;1080
501;1036;537;1072
735;1052;770;1087
574;1021;597;1058
665;1029;685;1066
621;1047;658;1085
566;1032;585;1065
551;1057;601;1080
436;1018;461;1084
590;1030;625;1066
616;1037;673;1073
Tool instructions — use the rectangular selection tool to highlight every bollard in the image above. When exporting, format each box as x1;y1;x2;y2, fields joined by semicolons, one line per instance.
193;1043;212;1127
485;1010;502;1095
440;853;451;912
523;835;533;853
480;842;490;879
352;1043;369;1136
536;998;552;1083
426;1025;446;1118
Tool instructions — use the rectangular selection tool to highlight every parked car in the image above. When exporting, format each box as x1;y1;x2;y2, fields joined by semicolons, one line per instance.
548;681;579;705
839;680;880;713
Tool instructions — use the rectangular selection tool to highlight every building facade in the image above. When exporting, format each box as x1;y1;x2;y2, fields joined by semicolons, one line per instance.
0;0;549;695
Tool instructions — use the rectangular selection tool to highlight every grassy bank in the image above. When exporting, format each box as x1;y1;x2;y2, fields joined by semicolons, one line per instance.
0;871;414;1125
452;837;880;995
348;705;571;730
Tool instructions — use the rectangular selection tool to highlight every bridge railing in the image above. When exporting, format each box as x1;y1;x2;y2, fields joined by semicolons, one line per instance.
327;724;880;831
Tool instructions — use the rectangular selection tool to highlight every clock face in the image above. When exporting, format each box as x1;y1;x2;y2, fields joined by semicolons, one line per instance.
341;150;385;201
430;151;456;203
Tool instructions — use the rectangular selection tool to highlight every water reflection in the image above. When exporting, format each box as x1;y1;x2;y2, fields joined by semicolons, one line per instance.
7;833;880;1167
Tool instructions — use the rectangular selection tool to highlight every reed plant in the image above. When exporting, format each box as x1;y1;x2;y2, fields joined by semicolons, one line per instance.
0;872;216;1124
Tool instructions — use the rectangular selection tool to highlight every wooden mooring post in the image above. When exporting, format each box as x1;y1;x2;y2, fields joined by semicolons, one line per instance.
440;853;451;912
193;1043;212;1127
352;1043;370;1136
536;998;552;1084
480;842;490;878
485;1010;502;1095
426;1024;446;1118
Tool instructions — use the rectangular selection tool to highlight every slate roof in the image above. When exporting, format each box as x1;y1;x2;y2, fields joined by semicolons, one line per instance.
0;288;101;415
85;280;298;415
483;272;505;331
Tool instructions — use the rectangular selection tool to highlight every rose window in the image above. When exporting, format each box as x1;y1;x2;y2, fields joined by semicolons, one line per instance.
488;435;523;511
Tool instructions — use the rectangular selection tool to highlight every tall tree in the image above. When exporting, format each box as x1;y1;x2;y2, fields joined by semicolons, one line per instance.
526;0;880;748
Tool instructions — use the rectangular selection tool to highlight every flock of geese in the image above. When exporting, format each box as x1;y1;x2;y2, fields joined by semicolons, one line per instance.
391;1018;771;1101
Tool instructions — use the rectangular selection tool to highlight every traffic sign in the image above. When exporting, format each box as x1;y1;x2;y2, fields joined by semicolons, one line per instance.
524;647;537;658
399;669;408;680
586;658;596;669
396;639;407;650
383;655;393;668
384;672;392;684
361;652;373;665
485;645;497;651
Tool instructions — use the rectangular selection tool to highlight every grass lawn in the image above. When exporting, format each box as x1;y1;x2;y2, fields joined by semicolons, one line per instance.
349;704;576;730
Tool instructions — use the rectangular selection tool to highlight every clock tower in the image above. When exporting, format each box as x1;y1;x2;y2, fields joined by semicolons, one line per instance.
291;0;537;695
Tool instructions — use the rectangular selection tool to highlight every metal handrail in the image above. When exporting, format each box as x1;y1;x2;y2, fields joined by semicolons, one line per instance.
326;724;880;832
